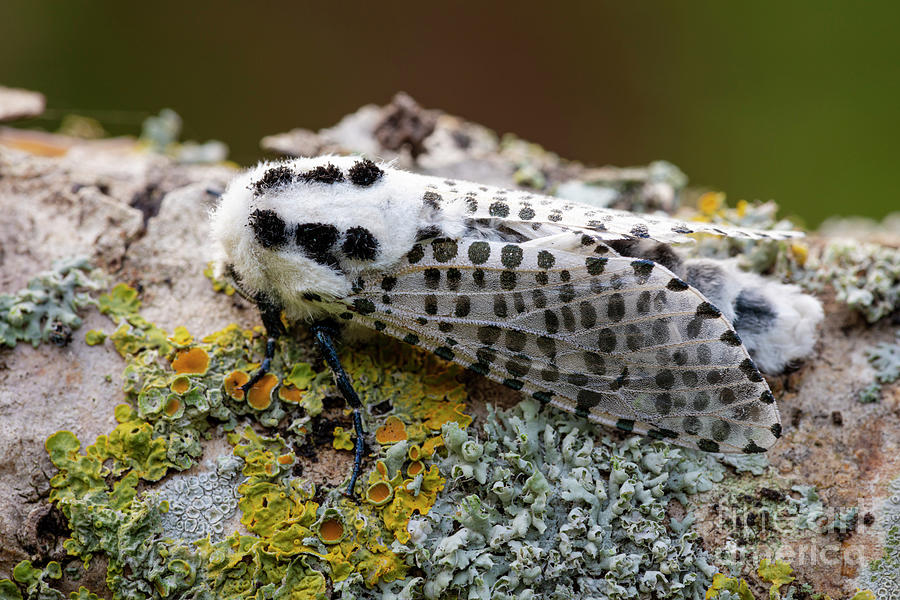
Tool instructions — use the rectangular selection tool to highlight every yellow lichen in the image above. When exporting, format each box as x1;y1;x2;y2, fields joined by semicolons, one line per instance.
381;465;445;543
705;574;752;600
356;546;407;587
223;370;249;400
168;326;193;347
698;191;725;216
790;242;809;266
332;427;354;451
423;400;471;431
375;416;407;444
84;329;107;346
757;559;795;597
421;435;444;458
246;373;278;410
407;460;424;477
285;362;316;389
171;347;209;375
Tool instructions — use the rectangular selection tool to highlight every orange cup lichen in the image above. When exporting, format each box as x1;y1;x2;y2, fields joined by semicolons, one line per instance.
247;373;278;410
318;518;345;544
366;481;394;506
224;371;250;400
164;397;181;417
170;376;191;395
408;445;421;461
407;460;425;477
171;347;210;375
277;453;293;465
278;385;303;404
375;416;408;445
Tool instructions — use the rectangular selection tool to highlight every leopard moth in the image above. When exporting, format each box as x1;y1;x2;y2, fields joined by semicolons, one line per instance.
210;154;823;481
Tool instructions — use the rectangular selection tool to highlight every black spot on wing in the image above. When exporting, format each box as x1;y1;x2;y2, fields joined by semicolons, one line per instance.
720;330;742;346
249;209;288;248
697;439;720;452
666;278;689;292
252;166;295;195
743;441;767;454
432;238;459;262
352;298;376;314
501;245;523;269
696;302;722;319
489;201;510;217
631;259;655;283
630;224;649;238
407;244;425;264
537;250;556;269
586;257;607;275
347;159;384;186
342;226;379;260
739;358;764;382
422;191;442;210
299;163;344;184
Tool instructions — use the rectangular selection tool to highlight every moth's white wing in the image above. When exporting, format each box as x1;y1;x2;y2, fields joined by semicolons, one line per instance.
343;238;782;453
422;179;802;244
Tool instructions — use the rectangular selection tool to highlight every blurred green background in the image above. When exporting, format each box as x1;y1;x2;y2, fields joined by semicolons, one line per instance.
1;1;897;226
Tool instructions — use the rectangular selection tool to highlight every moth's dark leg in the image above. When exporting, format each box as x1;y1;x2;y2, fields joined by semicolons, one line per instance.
310;321;365;497
241;294;286;394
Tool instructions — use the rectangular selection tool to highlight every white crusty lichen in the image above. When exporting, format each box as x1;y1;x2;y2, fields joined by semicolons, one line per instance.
151;455;244;542
363;399;728;600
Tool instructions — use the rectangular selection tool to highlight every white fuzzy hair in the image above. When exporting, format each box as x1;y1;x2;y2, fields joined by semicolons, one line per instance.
210;155;467;321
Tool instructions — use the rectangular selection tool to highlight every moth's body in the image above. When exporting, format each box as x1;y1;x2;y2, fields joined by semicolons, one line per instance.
211;155;823;461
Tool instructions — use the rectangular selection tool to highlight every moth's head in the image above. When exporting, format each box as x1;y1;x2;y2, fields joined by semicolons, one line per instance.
210;155;421;318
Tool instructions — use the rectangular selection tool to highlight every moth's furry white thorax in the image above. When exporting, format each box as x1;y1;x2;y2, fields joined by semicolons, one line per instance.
210;155;466;321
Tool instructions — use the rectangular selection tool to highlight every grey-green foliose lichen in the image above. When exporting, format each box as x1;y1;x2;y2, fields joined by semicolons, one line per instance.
351;399;727;600
860;331;900;402
858;476;900;598
0;257;102;348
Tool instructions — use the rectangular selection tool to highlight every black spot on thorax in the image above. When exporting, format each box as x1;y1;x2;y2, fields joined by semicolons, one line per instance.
249;209;288;248
295;222;340;266
348;159;384;186
299;163;344;184
252;166;295;195
342;226;379;260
